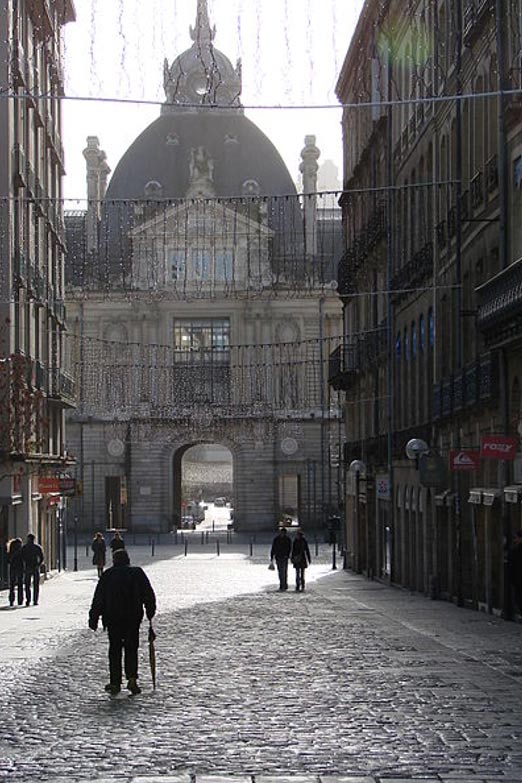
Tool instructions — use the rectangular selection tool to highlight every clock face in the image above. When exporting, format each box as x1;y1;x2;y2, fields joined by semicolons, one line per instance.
107;438;125;458
281;437;298;456
191;74;209;96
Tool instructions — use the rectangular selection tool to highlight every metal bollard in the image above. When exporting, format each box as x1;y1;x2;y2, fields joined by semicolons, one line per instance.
205;531;209;543
201;531;205;545
332;543;337;571
249;538;253;557
151;540;155;557
212;520;215;531
314;537;319;557
216;539;220;556
184;539;188;556
86;542;89;557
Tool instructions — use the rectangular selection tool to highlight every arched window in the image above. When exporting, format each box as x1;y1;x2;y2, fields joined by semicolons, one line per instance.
428;308;435;349
412;322;417;359
396;333;402;359
419;314;425;353
404;328;409;362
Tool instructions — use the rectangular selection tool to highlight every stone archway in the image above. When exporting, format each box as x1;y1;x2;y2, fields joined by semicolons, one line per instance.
172;441;234;530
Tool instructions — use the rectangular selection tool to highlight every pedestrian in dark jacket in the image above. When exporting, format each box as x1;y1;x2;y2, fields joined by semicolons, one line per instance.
291;529;312;592
91;532;107;578
89;548;156;695
109;530;125;553
21;533;44;606
270;527;291;591
7;538;24;607
508;529;522;616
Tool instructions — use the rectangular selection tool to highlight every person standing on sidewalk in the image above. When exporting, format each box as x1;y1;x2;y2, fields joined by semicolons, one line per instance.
21;533;44;606
88;548;156;696
270;526;291;591
508;529;522;616
291;529;312;592
7;538;24;607
91;532;107;579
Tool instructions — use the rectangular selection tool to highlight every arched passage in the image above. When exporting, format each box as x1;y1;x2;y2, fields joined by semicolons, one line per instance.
172;442;234;530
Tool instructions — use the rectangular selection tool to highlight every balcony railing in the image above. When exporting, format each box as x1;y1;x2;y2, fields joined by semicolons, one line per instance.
471;170;484;210
48;369;77;407
477;257;522;342
432;351;498;421
391;241;434;300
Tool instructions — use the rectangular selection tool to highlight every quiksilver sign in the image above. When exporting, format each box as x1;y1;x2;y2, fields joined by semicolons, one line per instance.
480;435;518;461
450;449;480;471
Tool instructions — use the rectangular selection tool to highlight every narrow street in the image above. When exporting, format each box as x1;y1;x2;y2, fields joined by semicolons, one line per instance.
0;548;521;783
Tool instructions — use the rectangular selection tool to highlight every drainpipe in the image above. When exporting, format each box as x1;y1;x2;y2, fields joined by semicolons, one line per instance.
495;0;512;620
385;37;395;583
454;0;464;608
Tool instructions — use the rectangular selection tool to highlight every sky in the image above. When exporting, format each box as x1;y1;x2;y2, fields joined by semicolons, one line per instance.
61;0;365;202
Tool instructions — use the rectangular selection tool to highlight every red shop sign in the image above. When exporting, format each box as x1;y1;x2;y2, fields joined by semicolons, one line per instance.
38;477;60;494
480;435;518;461
450;449;480;472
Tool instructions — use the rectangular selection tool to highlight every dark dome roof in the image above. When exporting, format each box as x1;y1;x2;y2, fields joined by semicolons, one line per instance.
105;111;297;202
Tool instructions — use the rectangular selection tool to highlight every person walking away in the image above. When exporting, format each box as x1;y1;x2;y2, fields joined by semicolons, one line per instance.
508;529;522;617
7;538;24;607
21;533;44;606
110;530;125;553
291;529;312;592
270;526;291;591
88;548;156;695
91;531;107;578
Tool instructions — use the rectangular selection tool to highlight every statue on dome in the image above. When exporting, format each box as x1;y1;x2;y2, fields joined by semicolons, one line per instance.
187;146;215;198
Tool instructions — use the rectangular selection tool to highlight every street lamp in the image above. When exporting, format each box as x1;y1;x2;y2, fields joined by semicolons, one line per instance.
349;459;367;574
405;438;429;467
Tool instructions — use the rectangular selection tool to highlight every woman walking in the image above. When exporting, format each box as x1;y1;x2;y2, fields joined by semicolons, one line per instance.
291;529;311;592
92;532;107;578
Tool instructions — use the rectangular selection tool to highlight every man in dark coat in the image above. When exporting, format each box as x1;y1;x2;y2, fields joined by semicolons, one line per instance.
21;533;44;606
89;549;156;695
270;526;292;591
508;529;522;617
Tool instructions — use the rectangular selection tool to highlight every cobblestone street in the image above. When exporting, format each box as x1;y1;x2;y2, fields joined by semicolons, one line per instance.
1;547;522;783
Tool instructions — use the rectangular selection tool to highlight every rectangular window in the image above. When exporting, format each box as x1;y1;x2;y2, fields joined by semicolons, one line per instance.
173;319;231;403
169;250;186;282
193;249;211;280
215;250;233;281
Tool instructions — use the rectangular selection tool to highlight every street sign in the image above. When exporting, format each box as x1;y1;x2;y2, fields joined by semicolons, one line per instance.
376;474;391;500
450;449;480;472
480;435;518;461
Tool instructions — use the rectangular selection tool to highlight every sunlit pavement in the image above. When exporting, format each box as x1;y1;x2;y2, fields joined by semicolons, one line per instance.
0;546;522;783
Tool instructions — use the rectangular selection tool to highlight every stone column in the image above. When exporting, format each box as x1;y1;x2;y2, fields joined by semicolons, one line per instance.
299;135;320;257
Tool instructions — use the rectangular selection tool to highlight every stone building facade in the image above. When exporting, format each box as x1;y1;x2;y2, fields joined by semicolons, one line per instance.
64;1;343;534
0;0;76;581
332;0;522;616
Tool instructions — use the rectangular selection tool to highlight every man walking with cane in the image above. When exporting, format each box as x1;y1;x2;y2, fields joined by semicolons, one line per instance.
88;549;156;695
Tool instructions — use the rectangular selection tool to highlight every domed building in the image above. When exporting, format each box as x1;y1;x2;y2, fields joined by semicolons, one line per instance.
64;0;343;533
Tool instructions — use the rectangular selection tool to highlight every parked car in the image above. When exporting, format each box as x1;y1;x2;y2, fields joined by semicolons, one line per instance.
214;497;226;507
